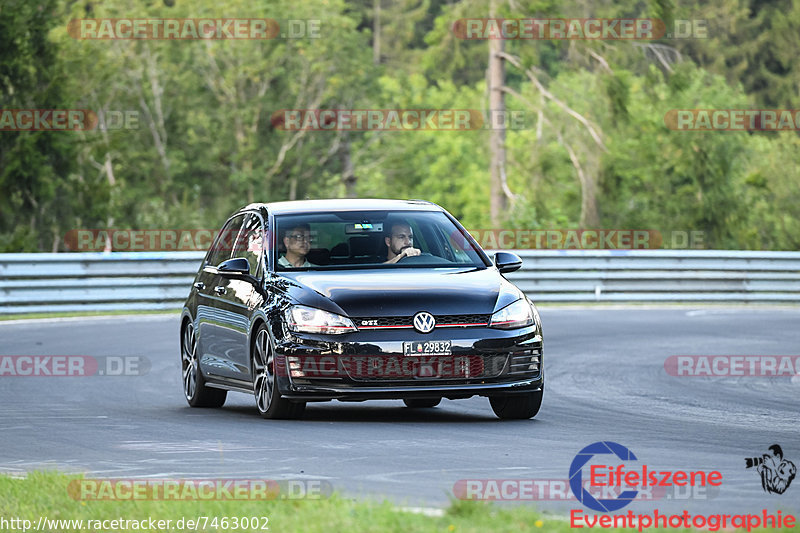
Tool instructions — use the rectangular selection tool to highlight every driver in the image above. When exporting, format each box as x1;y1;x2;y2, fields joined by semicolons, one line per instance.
384;222;421;264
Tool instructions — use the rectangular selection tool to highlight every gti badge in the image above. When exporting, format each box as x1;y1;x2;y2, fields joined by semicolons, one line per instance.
413;312;435;333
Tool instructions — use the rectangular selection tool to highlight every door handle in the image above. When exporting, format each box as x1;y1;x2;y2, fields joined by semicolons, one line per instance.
194;282;205;290
214;286;226;295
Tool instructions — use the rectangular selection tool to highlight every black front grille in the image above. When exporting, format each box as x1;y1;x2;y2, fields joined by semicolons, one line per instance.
287;350;541;387
341;353;509;382
352;314;491;329
436;314;491;326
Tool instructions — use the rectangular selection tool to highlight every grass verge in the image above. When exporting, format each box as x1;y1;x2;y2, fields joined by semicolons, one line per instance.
1;472;796;532
2;472;545;533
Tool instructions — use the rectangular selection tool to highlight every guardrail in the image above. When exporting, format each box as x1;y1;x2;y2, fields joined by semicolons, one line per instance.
0;250;799;314
0;252;203;314
508;250;800;302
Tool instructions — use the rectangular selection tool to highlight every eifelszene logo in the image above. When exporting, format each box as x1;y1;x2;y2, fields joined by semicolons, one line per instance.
569;441;722;513
570;441;640;512
745;445;796;494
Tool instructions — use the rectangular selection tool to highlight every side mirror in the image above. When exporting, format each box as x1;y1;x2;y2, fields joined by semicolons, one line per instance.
218;257;251;275
494;251;522;273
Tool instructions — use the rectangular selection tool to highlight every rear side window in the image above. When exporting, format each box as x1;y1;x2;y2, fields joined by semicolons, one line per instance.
231;213;265;277
206;214;245;267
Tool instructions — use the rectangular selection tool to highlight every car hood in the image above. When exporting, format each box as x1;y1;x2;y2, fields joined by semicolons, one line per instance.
280;267;524;317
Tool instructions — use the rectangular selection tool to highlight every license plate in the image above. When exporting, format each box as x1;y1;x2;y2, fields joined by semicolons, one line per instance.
403;340;452;356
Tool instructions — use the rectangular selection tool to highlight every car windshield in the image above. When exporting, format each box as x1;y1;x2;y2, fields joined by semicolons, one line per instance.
273;210;487;270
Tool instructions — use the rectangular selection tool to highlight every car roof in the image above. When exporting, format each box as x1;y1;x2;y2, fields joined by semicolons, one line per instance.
238;199;443;215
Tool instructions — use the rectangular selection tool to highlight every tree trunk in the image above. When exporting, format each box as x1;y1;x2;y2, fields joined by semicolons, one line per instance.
342;137;356;198
488;0;507;226
579;165;600;227
373;0;381;65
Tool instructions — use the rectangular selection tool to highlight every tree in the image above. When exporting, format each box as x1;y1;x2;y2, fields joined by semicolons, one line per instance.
0;0;78;251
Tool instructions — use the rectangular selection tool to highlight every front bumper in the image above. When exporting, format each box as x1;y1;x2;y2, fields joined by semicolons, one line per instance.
273;324;543;401
283;378;543;401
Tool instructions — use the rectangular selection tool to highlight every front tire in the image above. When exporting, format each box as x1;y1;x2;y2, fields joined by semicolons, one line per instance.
489;388;542;420
181;321;227;408
252;325;305;419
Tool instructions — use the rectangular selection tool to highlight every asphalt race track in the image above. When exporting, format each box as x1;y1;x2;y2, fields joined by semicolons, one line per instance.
1;308;798;517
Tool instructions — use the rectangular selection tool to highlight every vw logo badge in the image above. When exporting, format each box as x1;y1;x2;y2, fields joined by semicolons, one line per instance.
413;312;436;333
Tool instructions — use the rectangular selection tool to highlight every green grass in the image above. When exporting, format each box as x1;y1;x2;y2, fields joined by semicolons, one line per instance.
1;472;548;533
0;472;796;532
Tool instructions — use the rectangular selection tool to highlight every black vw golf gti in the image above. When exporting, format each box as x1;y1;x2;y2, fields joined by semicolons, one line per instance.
180;199;543;419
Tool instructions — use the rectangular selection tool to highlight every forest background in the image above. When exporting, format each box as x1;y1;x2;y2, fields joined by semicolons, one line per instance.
2;0;798;252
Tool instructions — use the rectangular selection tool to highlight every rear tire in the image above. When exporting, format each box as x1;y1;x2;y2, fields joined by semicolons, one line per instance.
403;398;441;408
181;321;227;408
489;388;542;420
252;324;306;419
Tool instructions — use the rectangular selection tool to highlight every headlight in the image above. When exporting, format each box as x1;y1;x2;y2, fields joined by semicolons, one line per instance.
285;305;356;335
489;298;534;329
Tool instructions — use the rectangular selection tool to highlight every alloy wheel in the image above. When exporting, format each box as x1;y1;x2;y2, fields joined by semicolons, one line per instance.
253;328;273;413
181;323;198;400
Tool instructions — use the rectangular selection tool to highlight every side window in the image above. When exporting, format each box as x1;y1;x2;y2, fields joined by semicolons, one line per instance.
231;213;264;278
206;214;245;267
